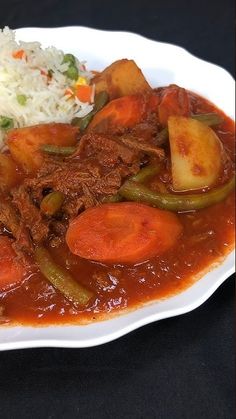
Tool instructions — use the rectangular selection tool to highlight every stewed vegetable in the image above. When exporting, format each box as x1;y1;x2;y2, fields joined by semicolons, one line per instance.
66;202;183;263
7;123;78;173
168;116;224;190
35;246;94;306
41;145;77;156
0;236;26;291
0;56;234;326
40;191;64;216
72;90;109;131
119;176;235;212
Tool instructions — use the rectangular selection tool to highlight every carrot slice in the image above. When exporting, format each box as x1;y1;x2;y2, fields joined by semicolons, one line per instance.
76;85;93;103
66;202;182;264
12;49;26;59
0;236;26;291
88;93;159;133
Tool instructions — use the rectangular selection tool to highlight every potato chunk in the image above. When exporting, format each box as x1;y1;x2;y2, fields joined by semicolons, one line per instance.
168;116;223;191
93;59;151;100
0;154;19;191
7;123;78;173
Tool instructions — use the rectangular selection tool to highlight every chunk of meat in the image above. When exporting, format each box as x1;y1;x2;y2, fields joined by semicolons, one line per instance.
118;135;165;159
26;134;142;200
26;163;133;219
5;132;155;251
0;199;32;253
130;119;161;144
19;133;143;244
0;200;19;237
12;186;49;243
75;133;142;167
158;85;191;126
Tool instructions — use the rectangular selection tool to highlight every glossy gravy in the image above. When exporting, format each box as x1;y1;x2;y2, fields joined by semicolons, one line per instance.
0;92;235;325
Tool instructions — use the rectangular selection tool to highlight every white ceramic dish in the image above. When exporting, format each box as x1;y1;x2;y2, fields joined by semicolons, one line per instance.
0;26;235;350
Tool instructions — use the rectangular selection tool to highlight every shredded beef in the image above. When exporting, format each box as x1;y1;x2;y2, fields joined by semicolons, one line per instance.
118;135;165;159
0;200;33;254
75;133;141;167
2;132;164;251
26;133;142;216
12;186;49;243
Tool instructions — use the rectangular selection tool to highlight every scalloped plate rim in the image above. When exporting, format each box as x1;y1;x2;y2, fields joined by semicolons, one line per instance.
0;26;235;350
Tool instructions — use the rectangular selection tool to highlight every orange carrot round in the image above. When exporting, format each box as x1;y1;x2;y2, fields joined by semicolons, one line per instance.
0;236;26;291
66;202;182;264
76;85;93;103
88;93;159;133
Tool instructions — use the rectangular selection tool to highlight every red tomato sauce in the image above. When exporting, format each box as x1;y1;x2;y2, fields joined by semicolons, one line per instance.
0;91;235;325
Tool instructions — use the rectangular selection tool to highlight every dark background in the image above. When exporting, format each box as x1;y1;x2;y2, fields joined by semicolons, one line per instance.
0;1;235;418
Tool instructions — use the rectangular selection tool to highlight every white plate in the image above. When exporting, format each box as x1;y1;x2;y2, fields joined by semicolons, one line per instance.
0;26;235;350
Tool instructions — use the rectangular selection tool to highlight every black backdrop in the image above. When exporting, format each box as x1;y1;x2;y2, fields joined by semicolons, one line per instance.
0;1;235;418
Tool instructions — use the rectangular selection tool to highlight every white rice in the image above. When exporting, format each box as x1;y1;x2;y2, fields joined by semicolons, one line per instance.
0;27;94;147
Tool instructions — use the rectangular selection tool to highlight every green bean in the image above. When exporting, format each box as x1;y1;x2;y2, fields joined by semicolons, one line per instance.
41;144;77;156
102;193;122;203
35;246;94;306
119;176;235;212
102;165;161;203
131;164;161;183
156;113;224;147
155;127;169;145
0;116;14;130
40;191;64;216
191;113;223;126
72;91;109;131
71;113;94;131
93;91;109;112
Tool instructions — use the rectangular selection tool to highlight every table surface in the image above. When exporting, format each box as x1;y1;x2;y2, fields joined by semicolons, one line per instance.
0;1;234;418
